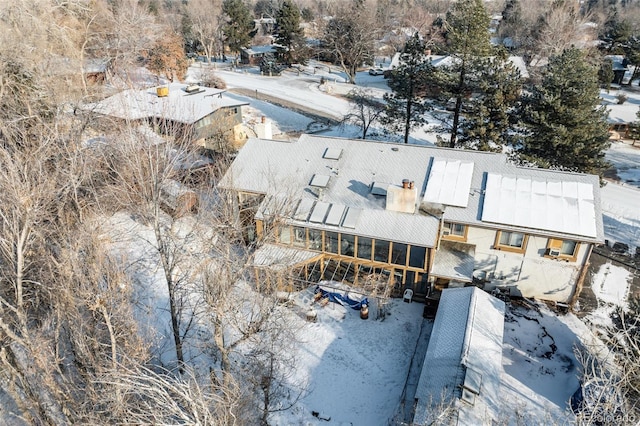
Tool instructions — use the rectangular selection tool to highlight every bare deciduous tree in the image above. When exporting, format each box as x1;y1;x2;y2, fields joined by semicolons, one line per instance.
186;0;225;62
322;0;378;84
343;88;385;139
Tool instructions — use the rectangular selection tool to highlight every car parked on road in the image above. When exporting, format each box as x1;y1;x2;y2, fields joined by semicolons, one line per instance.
368;67;384;76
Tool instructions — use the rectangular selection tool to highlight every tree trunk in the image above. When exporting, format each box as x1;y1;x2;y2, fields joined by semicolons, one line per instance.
153;204;185;372
213;315;232;388
449;67;466;148
7;341;70;426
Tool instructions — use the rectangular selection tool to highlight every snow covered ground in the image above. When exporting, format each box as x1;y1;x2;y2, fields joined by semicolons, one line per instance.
100;64;639;425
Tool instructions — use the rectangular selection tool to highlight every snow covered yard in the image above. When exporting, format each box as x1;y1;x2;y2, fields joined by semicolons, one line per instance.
501;301;585;424
271;287;425;425
92;64;640;425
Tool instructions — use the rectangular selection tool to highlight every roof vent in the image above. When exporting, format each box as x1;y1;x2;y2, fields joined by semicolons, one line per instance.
323;148;342;160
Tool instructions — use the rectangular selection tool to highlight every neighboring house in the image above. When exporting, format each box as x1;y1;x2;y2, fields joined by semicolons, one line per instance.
605;55;628;85
87;83;249;152
254;17;276;38
218;134;604;303
84;58;111;84
604;90;638;142
413;286;505;425
240;45;278;65
387;53;530;79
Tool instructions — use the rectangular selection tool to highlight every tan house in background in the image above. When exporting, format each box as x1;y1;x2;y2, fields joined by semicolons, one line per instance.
88;83;249;152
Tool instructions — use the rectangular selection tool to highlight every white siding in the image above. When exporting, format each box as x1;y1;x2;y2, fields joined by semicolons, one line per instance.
465;226;588;302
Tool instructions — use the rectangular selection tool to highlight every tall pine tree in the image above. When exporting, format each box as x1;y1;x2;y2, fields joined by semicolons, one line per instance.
274;0;308;65
222;0;255;57
381;33;432;144
519;48;611;176
458;51;522;151
438;0;492;148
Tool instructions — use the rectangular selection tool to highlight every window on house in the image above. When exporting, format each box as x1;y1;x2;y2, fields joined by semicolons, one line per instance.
495;231;528;253
374;239;390;263
292;227;306;248
325;231;338;253
547;238;579;258
391;242;407;266
341;234;355;257
357;236;372;260
279;226;291;245
560;240;577;256
408;245;426;269
308;229;322;251
443;222;466;238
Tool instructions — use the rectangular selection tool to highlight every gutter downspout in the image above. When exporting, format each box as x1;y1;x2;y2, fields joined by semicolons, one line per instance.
569;243;594;309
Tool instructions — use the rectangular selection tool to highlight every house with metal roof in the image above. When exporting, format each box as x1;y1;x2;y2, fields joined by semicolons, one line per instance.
413;286;505;425
218;134;604;303
87;82;249;152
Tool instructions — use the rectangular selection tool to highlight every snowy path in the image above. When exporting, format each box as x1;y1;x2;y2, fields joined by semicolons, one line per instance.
398;318;433;423
600;182;640;248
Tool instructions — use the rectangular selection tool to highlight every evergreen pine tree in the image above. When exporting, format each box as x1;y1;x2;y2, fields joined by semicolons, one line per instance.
438;0;492;148
381;33;432;144
222;0;255;57
519;48;611;176
274;0;308;65
458;51;522;151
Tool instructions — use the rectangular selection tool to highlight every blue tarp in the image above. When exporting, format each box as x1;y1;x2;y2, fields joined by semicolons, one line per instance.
315;286;368;310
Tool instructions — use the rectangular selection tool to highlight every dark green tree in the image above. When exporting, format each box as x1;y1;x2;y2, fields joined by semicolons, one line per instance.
599;9;632;54
381;33;433;144
499;0;522;40
274;0;308;65
439;0;492;148
222;0;255;57
458;51;522;151
301;7;314;22
253;0;278;18
519;48;611;176
623;36;640;86
599;57;615;88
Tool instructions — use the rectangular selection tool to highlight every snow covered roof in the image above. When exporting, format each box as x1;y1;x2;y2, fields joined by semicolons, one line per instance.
242;45;278;56
87;83;247;124
605;55;628;71
413;287;505;426
422;55;529;78
252;244;322;270
423;158;474;208
482;173;598;239
219;134;605;244
430;241;476;282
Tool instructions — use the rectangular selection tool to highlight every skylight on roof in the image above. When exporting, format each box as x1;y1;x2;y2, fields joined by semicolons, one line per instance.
423;158;475;208
294;199;315;221
310;174;330;188
341;208;362;229
309;201;330;223
481;173;597;238
463;368;482;395
325;204;346;226
323;148;343;160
